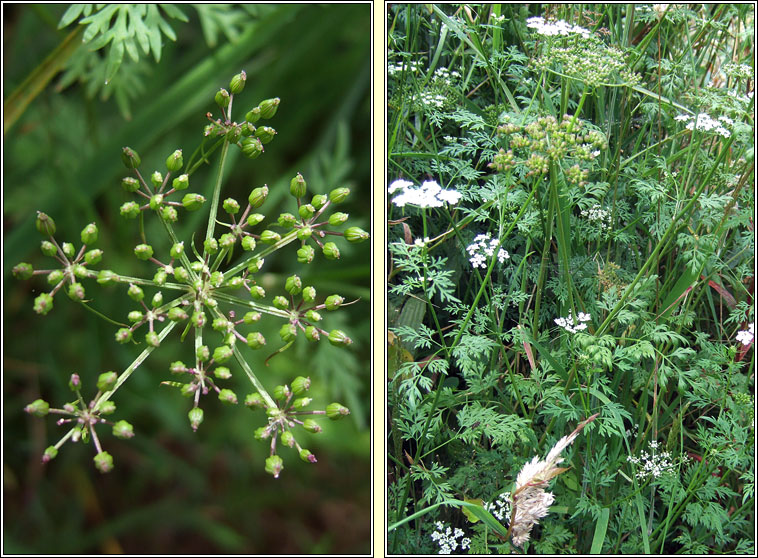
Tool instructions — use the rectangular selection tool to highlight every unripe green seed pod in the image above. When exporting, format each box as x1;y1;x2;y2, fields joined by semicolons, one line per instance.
249;285;265;299
285;275;302;295
167;307;189;321
302;286;316;303
223;198;240;215
291;376;311;395
297;227;313;242
62;242;75;259
212;317;229;332
329;187;350;204
112;420;135;439
47;269;64;285
260;230;281;244
254;426;269;440
120;201;141;219
196;345;210;362
127;283;144;302
170;242;185;259
121;147;141;169
94;451;114;473
226;276;244;289
277;213;296;228
80;223;98;245
190;260;204;273
292;397;312;409
265;455;283;478
241;236;256;251
258;97;280;119
345;226;370;243
273;295;289;310
218;388;238;405
279;323;297;342
98;269;117;285
40;240;57;256
72;264;87;278
33;292;54;315
311;194;327;209
245;392;265;408
273;384;290;400
169;360;187;374
172;174;189;190
243;311;261;324
188;407;204;431
280;430;295;448
192;311;207;329
153;268;167;285
115;327;133;343
145;331;160;347
215;88;230;108
248;185;268;208
204;237;219;254
97;371;118;391
247;258;264;274
182;193;206;211
214;366;232;380
25;398;50;417
151;292;163;307
161;206;178;222
35;211;57;236
42;446;58;463
328;329;352;346
254;126;276;144
245;106;261;123
173;266;190;283
304;325;320;342
305;309;322;322
299;448;317;463
326;402;350;420
166;149;183;172
180;383;195;398
213;345;233;363
150;171;163;188
247;213;265;226
100;400;116;415
229;70;246;94
121;176;140;192
128;310;143;322
302;418;322;434
328;212;349;226
68;373;80;391
298;204;315;219
288;173;307;199
84;249;103;265
325;294;344;310
241;123;255;137
240;136;264;159
322;242;340;260
12;262;33;280
226;124;242;144
149;194;164;210
134;244;153;260
219;233;235;249
246;332;266;349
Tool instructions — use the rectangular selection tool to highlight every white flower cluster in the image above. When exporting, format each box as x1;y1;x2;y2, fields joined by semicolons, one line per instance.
417;90;448;109
727;88;753;104
466;233;510;269
526;16;590;39
736;323;754;346
675;112;732;138
626;440;675;480
388;179;462;208
554;312;591;333
388;59;422;77
430;521;471;555
484;491;512;523
722;62;754;80
432;67;461;85
581;203;612;231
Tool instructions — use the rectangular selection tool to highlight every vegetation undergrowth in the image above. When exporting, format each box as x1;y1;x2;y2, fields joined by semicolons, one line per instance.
387;4;754;554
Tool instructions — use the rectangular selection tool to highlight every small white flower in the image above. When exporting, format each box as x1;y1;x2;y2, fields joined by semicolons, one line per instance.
554;311;591;333
389;179;461;208
526;16;590;39
736;323;754;346
430;521;470;555
466;233;510;269
627;439;675;480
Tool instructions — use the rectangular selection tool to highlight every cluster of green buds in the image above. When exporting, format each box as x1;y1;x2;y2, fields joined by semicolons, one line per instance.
12;212;104;315
491;113;606;184
245;375;350;478
24;371;134;473
15;71;368;478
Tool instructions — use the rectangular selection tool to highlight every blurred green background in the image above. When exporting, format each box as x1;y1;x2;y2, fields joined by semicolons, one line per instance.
3;4;371;554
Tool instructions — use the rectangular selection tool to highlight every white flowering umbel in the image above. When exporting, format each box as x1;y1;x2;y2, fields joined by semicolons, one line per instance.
626;440;676;480
526;16;590;38
508;414;598;547
581;203;612;232
736;323;754;346
430;521;471;554
554;311;591;333
466;233;510;269
675;112;732;137
484;491;512;523
389;179;462;208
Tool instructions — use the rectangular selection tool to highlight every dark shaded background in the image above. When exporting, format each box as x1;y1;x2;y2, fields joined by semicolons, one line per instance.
3;4;371;554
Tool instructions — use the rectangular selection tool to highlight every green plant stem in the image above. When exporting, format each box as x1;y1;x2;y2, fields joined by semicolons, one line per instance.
204;139;231;254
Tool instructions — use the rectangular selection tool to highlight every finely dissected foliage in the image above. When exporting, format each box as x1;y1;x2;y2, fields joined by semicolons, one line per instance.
387;4;754;554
